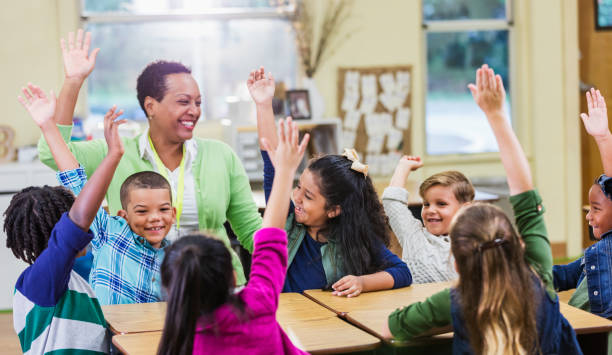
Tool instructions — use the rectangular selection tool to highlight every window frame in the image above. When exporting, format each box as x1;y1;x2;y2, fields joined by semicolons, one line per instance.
78;1;296;122
421;0;517;160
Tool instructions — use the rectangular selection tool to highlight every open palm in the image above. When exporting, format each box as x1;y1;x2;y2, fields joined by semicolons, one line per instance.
18;84;56;128
581;88;609;138
247;67;275;104
61;29;99;80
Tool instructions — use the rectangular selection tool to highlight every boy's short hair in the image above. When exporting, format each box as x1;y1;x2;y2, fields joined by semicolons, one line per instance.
4;186;75;264
119;171;172;209
419;171;475;204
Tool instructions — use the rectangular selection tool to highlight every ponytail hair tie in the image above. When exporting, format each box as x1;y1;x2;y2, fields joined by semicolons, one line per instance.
342;148;368;177
477;237;507;253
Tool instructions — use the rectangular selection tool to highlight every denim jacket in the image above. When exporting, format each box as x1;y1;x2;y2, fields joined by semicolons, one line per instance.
553;230;612;319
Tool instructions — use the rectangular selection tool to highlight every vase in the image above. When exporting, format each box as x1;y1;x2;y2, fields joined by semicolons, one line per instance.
302;77;325;120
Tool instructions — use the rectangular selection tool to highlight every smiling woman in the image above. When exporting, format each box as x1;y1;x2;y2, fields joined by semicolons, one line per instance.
37;31;262;286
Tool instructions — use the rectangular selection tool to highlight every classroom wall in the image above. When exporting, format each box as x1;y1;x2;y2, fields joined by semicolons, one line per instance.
312;0;581;257
0;0;582;256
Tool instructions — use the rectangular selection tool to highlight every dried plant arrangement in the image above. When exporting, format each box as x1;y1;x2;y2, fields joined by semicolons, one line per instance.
287;0;355;78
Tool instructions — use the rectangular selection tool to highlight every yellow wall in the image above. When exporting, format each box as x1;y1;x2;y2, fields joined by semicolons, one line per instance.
1;0;582;255
313;0;581;256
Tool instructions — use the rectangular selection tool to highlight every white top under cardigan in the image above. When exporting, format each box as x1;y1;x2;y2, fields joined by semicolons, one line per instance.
381;186;458;284
138;129;199;241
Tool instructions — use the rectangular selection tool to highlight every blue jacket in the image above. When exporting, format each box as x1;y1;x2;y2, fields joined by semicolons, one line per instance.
450;277;582;355
553;231;612;319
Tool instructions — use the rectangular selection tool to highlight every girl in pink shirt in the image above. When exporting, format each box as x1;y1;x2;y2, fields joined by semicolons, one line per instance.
157;118;310;355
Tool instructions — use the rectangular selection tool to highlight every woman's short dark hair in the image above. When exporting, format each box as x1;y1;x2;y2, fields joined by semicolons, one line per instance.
4;186;75;264
305;154;391;278
136;60;191;116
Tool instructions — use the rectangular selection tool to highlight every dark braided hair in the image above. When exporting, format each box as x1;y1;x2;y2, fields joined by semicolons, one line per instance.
305;154;391;276
4;186;75;264
157;234;245;355
136;60;192;116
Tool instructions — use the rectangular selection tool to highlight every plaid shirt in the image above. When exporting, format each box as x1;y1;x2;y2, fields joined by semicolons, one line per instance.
58;167;169;305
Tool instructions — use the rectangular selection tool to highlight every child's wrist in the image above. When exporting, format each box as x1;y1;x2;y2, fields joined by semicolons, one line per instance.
64;76;86;85
594;130;612;142
255;100;274;108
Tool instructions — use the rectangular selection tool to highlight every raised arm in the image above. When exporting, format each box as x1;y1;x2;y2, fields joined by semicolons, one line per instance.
469;64;532;194
388;155;423;188
580;88;612;176
261;118;309;228
56;29;99;126
19;84;78;171
248;67;278;150
68;108;126;231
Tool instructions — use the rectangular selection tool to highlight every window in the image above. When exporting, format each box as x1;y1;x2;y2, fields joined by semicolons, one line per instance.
81;0;297;121
423;0;512;155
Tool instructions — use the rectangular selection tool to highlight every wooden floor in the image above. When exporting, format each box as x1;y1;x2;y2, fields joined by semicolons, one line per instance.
0;313;21;355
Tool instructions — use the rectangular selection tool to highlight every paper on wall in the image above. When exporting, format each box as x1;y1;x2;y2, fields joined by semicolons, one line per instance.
365;154;381;176
342;71;361;112
396;71;411;94
343;110;361;131
379;112;393;132
366;134;385;154
361;74;378;98
359;97;377;114
341;129;357;150
395;108;411;130
386;127;404;151
379;73;396;93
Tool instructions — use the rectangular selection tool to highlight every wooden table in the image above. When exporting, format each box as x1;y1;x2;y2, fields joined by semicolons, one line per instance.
305;281;454;345
277;293;380;354
112;332;162;355
101;302;166;334
305;282;612;350
103;294;380;354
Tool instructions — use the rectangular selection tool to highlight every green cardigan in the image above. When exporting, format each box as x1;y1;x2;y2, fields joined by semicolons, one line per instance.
37;124;262;285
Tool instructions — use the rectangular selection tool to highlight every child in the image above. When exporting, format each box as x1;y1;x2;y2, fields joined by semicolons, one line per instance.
7;84;124;353
27;83;175;305
383;158;474;283
157;118;309;355
248;68;412;296
553;88;612;320
382;65;582;354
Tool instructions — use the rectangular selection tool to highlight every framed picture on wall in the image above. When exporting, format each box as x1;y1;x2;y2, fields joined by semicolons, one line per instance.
596;0;612;30
286;90;311;120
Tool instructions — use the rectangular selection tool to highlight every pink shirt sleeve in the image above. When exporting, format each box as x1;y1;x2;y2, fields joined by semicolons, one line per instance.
242;227;288;311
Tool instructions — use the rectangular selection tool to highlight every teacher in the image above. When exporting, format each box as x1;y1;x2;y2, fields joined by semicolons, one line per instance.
37;30;262;285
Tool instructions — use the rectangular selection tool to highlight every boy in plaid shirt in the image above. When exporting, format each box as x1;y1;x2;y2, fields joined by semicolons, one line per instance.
32;90;176;305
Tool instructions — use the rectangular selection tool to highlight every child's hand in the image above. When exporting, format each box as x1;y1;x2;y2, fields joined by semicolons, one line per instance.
389;155;422;187
247;67;275;105
331;275;364;298
61;29;100;81
18;83;56;129
397;155;423;172
468;64;506;116
103;106;126;157
581;88;611;139
261;117;310;172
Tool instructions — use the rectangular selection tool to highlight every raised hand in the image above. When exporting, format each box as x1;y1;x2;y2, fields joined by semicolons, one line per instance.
247;66;275;105
61;29;100;81
468;64;506;116
261;117;309;172
103;106;127;157
581;88;611;139
18;83;56;128
389;155;423;188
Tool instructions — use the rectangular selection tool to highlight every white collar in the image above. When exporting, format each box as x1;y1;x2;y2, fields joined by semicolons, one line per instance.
138;128;198;170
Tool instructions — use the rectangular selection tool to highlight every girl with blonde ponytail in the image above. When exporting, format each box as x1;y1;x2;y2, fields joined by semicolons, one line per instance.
382;65;582;354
